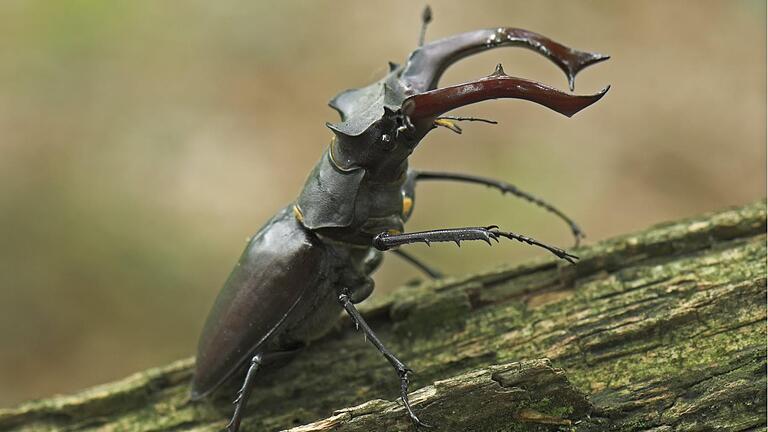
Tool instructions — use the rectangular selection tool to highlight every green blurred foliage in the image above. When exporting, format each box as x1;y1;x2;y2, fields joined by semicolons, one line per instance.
0;0;764;406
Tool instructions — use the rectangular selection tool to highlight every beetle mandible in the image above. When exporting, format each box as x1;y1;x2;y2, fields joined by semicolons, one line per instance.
190;7;609;431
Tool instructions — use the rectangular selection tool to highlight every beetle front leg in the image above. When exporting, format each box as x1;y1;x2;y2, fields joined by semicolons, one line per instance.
373;226;578;264
338;292;430;428
413;170;585;247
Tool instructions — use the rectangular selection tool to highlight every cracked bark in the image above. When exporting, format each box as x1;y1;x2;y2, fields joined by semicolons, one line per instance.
1;200;765;432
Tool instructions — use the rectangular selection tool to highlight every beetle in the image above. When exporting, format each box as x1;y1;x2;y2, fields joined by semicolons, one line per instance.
190;7;609;431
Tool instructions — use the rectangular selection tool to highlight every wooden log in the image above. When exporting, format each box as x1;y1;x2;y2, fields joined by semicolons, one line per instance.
1;200;765;432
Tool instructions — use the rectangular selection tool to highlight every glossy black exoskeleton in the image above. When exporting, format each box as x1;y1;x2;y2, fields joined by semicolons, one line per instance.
191;7;609;431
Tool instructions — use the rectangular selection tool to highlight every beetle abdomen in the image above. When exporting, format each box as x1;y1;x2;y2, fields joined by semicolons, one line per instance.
191;206;330;399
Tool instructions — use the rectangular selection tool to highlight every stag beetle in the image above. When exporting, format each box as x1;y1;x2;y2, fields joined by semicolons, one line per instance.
191;7;609;431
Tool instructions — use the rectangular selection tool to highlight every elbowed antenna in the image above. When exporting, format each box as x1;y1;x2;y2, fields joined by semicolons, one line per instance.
401;27;609;92
403;64;609;125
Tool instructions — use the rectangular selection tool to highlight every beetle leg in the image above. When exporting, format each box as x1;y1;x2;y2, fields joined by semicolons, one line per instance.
222;349;303;432
401;26;609;92
225;353;263;432
392;249;444;279
373;226;578;264
413;170;584;247
338;293;431;428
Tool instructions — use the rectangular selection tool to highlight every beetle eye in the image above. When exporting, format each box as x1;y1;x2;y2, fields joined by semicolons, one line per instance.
381;134;396;151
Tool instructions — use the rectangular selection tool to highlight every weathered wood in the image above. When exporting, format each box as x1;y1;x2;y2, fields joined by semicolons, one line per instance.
1;200;765;432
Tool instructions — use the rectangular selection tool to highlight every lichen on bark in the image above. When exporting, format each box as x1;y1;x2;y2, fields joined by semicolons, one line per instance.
1;200;765;432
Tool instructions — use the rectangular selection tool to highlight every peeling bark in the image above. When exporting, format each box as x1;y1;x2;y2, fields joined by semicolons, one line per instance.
1;200;765;432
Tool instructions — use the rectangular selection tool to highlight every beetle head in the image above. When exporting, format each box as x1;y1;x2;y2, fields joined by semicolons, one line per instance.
326;27;610;181
326;67;422;180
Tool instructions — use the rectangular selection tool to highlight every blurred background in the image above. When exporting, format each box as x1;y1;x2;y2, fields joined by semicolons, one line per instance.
0;0;764;406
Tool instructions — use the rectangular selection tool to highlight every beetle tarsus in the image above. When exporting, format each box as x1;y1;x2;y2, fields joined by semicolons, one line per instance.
485;226;580;263
398;366;432;428
339;292;430;428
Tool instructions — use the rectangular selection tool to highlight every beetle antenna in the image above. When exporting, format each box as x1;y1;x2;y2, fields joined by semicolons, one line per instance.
434;118;463;134
437;115;498;125
418;5;432;47
434;115;498;135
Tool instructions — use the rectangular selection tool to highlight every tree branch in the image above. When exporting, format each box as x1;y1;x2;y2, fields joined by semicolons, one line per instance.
1;200;765;431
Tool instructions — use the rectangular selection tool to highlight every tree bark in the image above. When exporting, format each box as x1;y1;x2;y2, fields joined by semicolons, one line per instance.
1;200;765;432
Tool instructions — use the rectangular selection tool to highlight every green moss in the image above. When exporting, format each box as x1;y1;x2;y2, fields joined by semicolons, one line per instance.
1;201;765;431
